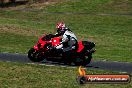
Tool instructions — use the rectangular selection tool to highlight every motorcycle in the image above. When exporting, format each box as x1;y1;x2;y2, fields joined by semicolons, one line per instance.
28;34;96;66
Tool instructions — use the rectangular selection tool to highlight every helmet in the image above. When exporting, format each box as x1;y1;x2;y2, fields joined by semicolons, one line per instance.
56;22;65;29
56;22;66;35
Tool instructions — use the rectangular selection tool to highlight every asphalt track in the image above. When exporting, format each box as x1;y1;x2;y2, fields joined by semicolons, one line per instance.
0;53;132;73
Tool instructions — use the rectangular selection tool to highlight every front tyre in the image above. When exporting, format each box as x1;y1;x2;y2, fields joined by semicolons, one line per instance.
28;48;44;62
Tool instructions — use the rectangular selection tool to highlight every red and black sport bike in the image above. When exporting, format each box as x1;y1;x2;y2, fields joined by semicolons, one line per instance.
28;34;96;66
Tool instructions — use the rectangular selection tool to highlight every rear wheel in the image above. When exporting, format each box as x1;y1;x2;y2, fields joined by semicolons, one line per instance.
28;48;45;62
74;57;83;66
82;54;92;66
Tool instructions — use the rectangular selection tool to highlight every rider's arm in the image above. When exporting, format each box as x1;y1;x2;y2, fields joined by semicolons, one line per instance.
55;34;69;49
61;34;70;44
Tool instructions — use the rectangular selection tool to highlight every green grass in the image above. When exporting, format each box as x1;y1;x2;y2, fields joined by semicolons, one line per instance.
0;0;132;62
0;32;35;53
43;0;132;14
0;1;131;87
0;61;131;88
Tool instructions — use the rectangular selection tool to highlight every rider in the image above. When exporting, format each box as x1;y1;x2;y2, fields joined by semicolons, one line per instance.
52;22;78;53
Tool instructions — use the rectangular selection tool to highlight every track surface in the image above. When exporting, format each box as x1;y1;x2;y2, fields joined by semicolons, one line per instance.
0;53;132;73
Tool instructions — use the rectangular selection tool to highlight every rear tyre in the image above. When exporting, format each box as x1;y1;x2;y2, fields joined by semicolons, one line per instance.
74;57;83;66
28;48;44;62
82;54;92;66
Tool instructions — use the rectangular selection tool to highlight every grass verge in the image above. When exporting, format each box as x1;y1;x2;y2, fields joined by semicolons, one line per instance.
0;61;131;88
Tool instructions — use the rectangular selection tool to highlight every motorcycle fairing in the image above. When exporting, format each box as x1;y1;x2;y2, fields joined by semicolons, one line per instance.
51;37;61;46
77;41;84;52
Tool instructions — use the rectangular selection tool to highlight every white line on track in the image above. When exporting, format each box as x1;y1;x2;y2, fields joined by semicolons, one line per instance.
27;63;77;68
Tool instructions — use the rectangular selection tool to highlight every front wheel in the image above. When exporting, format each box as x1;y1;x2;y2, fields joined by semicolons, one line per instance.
28;48;44;62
